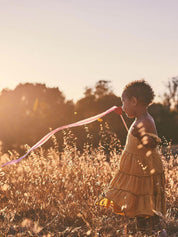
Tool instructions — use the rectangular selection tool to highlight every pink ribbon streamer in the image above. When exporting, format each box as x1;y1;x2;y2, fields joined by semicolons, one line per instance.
2;106;120;167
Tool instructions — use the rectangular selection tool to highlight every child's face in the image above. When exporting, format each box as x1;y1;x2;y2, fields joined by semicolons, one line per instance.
121;93;137;118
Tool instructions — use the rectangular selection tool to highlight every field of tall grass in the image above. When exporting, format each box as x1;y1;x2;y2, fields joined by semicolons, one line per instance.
0;124;177;236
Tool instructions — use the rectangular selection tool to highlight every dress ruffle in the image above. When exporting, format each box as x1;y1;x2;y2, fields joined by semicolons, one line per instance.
95;131;166;218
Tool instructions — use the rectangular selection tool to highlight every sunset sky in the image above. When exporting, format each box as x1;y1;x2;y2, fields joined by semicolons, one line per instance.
0;0;178;102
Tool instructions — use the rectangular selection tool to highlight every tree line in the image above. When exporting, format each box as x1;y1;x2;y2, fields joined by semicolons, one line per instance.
0;78;177;154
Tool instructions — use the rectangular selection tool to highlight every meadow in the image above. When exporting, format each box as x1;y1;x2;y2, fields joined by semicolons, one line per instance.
0;125;177;236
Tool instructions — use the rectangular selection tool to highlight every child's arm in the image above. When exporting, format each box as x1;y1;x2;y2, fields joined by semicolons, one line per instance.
132;119;161;148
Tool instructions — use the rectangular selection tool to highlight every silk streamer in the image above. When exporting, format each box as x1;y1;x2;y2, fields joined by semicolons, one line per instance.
2;106;120;167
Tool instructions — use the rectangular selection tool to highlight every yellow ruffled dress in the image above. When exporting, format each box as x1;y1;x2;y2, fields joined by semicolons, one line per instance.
96;127;166;218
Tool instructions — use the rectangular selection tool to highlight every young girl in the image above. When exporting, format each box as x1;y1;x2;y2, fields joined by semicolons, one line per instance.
96;80;167;236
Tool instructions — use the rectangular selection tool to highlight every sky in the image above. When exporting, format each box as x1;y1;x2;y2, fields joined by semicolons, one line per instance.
0;0;178;102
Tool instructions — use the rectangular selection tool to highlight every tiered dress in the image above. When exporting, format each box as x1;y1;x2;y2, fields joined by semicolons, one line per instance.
96;126;166;218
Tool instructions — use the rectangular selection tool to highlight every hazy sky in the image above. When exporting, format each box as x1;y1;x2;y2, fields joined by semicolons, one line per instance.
0;0;178;101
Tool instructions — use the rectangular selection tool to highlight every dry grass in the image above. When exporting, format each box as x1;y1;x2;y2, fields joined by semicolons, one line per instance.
0;125;177;236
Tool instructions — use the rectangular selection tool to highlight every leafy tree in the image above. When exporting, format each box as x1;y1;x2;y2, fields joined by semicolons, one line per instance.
162;77;178;111
94;80;113;99
75;80;128;151
0;83;75;152
0;79;177;154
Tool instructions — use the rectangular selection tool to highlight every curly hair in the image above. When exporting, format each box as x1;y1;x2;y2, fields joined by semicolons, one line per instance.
122;80;155;106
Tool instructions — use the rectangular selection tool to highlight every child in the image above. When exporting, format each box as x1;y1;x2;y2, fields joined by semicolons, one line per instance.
96;80;167;236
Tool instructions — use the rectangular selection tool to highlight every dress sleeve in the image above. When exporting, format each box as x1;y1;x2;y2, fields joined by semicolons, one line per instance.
140;133;162;148
142;133;162;144
132;125;161;147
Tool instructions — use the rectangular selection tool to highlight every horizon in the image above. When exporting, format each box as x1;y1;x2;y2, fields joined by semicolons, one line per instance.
0;79;168;103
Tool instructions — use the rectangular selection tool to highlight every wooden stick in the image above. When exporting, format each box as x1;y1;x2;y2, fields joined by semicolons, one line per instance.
120;115;128;132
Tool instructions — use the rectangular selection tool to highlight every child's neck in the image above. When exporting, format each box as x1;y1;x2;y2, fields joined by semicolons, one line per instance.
135;108;149;121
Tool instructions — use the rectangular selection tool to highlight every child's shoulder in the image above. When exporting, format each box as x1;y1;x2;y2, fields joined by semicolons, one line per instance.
134;114;157;135
131;114;160;148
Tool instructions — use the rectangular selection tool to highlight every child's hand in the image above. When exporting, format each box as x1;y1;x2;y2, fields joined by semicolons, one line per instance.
114;106;123;115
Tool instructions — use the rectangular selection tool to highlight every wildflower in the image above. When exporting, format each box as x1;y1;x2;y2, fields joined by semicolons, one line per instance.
97;118;103;122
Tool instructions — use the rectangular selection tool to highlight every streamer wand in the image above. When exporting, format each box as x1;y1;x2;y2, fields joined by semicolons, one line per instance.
2;106;128;167
114;106;128;131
